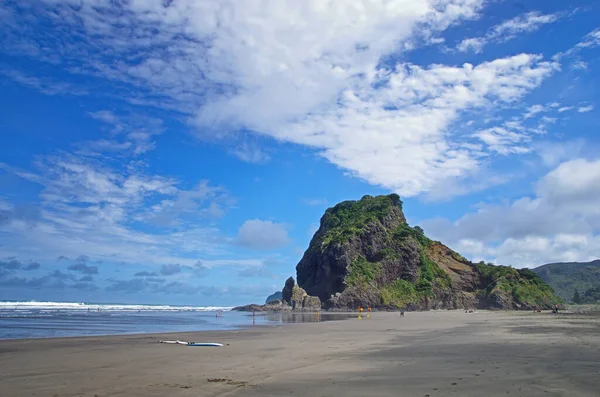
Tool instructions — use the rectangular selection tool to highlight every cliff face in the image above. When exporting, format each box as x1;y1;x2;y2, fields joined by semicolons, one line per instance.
296;194;561;310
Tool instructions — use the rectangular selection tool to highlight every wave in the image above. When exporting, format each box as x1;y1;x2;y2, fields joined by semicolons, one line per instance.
0;301;232;312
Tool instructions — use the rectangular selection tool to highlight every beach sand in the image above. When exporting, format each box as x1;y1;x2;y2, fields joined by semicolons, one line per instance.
1;311;599;397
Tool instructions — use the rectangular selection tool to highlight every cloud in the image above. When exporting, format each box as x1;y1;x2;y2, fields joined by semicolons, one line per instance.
79;275;94;282
86;110;165;156
193;261;210;277
229;140;271;164
160;264;182;276
575;28;600;50
578;105;594;113
0;156;248;268
104;277;211;295
23;262;41;271
133;271;158;277
67;263;99;275
420;158;600;267
0;259;21;270
0;259;40;271
0;68;89;96
0;203;41;227
155;281;198;295
303;198;328;206
236;220;290;250
0;269;83;290
535;139;586;167
3;0;557;198
141;180;232;227
105;278;149;293
238;266;275;279
469;100;588;159
554;27;600;61
456;11;560;53
75;254;89;262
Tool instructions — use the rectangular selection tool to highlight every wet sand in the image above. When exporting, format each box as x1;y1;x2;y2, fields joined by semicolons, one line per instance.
1;311;599;396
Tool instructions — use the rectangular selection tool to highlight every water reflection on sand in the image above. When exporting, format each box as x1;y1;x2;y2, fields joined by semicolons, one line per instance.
256;311;356;324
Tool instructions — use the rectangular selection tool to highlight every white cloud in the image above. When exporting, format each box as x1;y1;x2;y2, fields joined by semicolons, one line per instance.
554;27;600;61
6;0;559;198
558;106;573;113
0;67;89;96
473;127;530;155
229;140;271;164
0;1;588;203
0;154;262;269
141;180;232;227
571;61;588;70
456;37;485;53
236;219;290;250
456;11;559;53
420;158;600;267
86;110;165;156
534;139;586;167
578;105;594;113
575;28;600;49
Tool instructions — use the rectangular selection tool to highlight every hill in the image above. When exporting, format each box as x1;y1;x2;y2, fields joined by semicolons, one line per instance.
532;261;600;301
295;194;561;310
265;291;283;304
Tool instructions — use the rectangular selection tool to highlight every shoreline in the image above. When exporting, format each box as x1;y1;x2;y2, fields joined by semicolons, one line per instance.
2;311;599;396
0;308;587;342
0;310;357;342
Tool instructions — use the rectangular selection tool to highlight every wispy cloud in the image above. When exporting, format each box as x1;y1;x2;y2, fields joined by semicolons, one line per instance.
0;153;262;270
303;198;328;207
0;68;89;96
457;11;560;53
578;105;594;113
236;219;290;250
421;158;600;267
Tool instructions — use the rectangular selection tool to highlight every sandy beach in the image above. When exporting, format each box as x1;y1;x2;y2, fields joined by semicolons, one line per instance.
1;311;599;397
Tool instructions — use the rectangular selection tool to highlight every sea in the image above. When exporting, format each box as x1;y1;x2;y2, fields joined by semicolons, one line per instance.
0;301;344;340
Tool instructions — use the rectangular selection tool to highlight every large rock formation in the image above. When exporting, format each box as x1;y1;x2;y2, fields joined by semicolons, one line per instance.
296;194;561;310
282;277;295;305
265;291;283;304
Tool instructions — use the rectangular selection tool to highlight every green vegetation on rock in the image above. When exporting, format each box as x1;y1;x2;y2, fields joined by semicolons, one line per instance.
477;263;562;307
532;261;600;302
578;286;600;304
296;194;562;310
394;222;432;248
320;194;403;248
346;256;382;287
380;279;418;306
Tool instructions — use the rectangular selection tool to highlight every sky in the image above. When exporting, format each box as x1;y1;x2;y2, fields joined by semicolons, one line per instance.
1;0;599;306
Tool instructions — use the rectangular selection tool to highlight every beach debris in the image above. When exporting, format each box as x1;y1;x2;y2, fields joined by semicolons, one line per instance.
159;340;223;347
207;378;248;387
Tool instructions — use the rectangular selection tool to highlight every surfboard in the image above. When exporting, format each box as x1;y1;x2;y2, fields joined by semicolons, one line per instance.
159;340;223;347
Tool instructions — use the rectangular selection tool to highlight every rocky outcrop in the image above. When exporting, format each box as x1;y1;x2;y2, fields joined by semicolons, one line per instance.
295;194;561;311
265;291;283;304
302;295;322;310
231;304;265;312
231;300;291;312
289;284;321;311
282;277;295;305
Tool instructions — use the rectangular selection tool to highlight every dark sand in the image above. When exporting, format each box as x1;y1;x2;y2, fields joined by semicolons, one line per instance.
1;311;599;396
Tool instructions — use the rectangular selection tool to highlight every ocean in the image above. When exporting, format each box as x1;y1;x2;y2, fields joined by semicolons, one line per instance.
0;301;344;340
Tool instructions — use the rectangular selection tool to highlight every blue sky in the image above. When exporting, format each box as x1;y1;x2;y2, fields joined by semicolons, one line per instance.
1;0;599;306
